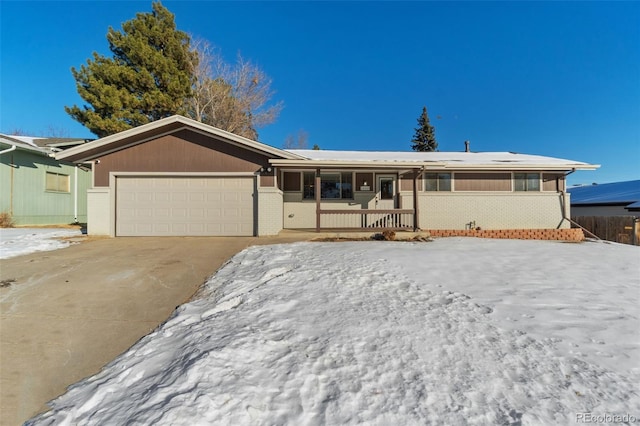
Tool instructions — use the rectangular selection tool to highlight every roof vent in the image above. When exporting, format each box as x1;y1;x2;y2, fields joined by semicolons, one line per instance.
464;140;470;152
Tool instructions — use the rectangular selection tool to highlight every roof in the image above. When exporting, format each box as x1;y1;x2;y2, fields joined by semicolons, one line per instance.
56;115;303;162
0;134;51;155
49;114;598;171
272;149;598;171
568;180;640;206
32;137;93;149
0;134;91;155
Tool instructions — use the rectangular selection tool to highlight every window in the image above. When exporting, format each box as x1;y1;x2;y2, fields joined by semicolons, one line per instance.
320;172;352;199
424;173;451;191
514;173;540;191
45;172;70;193
302;172;353;199
303;172;315;199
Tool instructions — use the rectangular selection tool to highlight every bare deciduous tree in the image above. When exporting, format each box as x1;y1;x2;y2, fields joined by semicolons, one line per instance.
283;129;309;149
186;38;282;140
44;125;71;138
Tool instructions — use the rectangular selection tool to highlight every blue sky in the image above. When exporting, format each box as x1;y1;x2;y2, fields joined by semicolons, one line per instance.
1;1;638;185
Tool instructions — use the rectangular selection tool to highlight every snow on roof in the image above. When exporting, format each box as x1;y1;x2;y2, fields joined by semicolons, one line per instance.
568;180;640;205
0;134;42;148
1;134;91;155
0;134;50;154
285;149;594;167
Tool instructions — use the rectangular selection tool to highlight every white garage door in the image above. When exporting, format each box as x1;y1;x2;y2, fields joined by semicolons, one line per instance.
116;176;254;236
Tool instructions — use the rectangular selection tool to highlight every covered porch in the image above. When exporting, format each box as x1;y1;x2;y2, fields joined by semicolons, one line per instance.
271;159;441;232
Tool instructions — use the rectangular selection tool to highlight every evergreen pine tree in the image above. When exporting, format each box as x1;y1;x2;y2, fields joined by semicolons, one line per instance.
65;2;195;137
411;106;438;152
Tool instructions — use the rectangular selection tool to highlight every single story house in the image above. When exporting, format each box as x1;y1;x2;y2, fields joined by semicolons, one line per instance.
0;134;92;225
55;115;598;238
568;180;640;216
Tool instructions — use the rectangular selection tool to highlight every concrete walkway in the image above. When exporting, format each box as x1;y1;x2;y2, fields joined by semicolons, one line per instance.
0;233;318;426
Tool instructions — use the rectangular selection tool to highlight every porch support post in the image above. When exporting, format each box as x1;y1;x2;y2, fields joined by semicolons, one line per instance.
315;168;321;232
413;168;420;231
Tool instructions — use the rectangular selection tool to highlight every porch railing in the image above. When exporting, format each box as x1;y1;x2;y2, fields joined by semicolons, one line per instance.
318;209;415;231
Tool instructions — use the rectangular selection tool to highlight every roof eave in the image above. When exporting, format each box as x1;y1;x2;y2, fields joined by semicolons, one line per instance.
445;164;600;171
270;159;600;171
269;159;448;169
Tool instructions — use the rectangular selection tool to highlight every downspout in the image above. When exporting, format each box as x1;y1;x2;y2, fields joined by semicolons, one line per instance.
560;169;574;223
560;169;600;240
74;166;78;223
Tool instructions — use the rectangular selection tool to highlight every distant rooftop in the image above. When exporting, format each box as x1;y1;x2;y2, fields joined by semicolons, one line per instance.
0;133;92;154
568;180;640;207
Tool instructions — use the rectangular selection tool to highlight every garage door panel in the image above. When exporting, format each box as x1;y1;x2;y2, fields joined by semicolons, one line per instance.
116;176;254;236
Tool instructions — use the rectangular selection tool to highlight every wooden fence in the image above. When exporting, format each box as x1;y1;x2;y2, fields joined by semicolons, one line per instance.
571;216;640;245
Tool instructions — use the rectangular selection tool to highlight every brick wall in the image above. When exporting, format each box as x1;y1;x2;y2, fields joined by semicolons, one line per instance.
427;228;584;241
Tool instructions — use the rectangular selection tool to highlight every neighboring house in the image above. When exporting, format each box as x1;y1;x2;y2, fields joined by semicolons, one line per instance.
568;180;640;216
0;134;92;225
56;115;598;237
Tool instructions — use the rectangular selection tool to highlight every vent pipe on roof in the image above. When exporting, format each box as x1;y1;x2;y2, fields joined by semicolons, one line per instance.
464;140;470;152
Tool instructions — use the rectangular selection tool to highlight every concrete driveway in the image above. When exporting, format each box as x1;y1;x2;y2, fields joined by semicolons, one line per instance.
0;233;315;426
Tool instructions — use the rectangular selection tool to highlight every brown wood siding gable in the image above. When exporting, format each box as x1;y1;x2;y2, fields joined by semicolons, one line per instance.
94;129;271;186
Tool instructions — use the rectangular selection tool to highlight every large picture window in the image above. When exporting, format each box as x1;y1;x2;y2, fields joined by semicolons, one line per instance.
45;172;70;193
321;172;353;199
302;172;353;199
424;173;451;191
514;173;540;191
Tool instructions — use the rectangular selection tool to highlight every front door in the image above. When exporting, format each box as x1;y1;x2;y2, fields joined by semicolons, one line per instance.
376;175;396;209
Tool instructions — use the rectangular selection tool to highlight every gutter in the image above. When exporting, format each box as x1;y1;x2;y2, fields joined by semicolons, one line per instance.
0;145;17;155
269;159;449;169
270;159;599;171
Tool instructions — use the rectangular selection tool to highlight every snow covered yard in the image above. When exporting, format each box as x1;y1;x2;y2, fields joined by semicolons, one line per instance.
28;238;639;425
0;228;82;260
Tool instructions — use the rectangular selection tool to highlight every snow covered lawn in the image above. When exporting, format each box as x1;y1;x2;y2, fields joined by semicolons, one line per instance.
0;228;82;260
29;238;639;425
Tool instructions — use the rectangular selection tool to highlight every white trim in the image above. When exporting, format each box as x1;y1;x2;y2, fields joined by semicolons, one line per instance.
270;159;447;169
447;164;597;171
111;171;257;178
270;159;597;171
